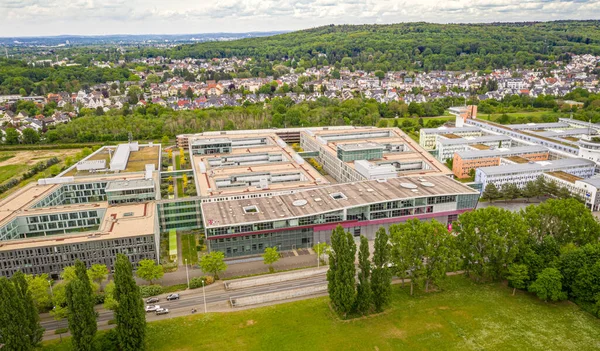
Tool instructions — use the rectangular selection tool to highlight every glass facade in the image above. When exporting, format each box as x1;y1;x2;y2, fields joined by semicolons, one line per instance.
106;187;155;205
337;147;384;162
157;200;203;232
210;228;313;257
32;182;108;208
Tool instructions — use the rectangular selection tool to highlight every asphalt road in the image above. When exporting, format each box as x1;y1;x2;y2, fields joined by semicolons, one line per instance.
41;272;328;340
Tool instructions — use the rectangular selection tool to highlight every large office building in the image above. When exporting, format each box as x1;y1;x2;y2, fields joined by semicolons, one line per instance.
1;127;481;278
452;146;549;179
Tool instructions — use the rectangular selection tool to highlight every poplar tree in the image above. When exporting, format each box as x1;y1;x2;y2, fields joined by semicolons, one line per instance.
114;254;146;351
355;235;372;315
0;277;32;351
372;227;392;312
327;225;356;318
66;260;97;351
12;271;44;346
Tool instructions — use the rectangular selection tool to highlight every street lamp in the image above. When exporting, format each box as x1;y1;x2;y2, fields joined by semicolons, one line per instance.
317;241;320;269
201;280;207;313
185;258;190;289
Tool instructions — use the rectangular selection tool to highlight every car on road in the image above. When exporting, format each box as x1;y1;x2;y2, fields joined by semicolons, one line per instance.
166;293;180;301
155;308;169;315
145;305;160;312
146;297;159;304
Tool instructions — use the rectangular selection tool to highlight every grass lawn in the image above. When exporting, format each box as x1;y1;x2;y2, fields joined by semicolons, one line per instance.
0;164;28;184
125;146;160;172
180;233;198;265
42;275;600;351
176;178;185;198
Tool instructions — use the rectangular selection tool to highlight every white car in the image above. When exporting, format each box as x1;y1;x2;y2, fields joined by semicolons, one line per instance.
145;305;160;313
155;308;169;315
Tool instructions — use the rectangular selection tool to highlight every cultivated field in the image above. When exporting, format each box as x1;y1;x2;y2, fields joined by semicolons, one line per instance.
0;149;80;184
42;275;600;351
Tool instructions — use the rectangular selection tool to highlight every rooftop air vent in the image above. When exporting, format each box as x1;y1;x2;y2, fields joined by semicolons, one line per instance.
420;182;435;187
400;183;417;189
330;192;347;200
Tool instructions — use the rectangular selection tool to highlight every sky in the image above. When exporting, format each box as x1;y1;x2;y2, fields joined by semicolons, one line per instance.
1;0;600;37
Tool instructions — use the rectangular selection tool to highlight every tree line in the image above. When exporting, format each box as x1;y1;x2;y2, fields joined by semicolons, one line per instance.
327;198;600;319
481;176;582;203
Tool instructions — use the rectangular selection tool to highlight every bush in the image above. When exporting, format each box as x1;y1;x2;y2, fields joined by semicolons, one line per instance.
94;292;105;305
189;276;214;289
107;319;116;325
139;284;163;298
55;327;69;335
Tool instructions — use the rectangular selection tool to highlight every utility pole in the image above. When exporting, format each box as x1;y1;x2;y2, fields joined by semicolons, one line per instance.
201;280;207;313
185;258;190;289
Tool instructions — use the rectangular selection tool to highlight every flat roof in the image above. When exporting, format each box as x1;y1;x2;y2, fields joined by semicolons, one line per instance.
504;155;530;164
478;158;595;176
456;146;548;159
440;133;462;139
337;143;384;151
438;135;511;145
470;144;491;150
508;122;570;130
305;128;452;176
545;170;582;183
191;133;327;197
0;202;156;251
105;178;155;192
420;126;481;134
201;175;478;228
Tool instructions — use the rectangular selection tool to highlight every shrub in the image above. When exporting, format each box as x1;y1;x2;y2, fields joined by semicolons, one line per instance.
107;319;116;325
190;276;214;289
94;292;106;305
139;284;163;298
55;327;69;335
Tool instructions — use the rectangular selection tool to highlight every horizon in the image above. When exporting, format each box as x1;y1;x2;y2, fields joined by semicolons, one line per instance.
2;0;600;37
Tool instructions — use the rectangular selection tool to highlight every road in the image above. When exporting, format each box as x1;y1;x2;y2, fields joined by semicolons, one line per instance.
41;272;328;340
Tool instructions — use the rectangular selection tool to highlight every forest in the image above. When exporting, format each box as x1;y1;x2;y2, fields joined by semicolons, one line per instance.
134;21;600;71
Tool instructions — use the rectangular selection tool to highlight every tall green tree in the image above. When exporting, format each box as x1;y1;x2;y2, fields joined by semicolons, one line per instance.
327;225;356;317
5;127;20;145
422;220;460;292
390;221;425;295
481;183;501;202
507;264;529;296
355;235;372;315
199;251;228;280
0;277;32;351
114;254;146;351
521;198;600;246
12;271;44;346
65;260;97;351
455;207;527;281
87;264;109;291
371;227;392;312
136;259;164;285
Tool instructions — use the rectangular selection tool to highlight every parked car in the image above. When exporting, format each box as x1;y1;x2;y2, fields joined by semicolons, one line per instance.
155;308;169;315
145;305;160;313
146;297;159;304
166;293;180;301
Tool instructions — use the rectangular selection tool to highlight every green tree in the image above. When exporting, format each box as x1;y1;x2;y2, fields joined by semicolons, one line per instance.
161;135;169;145
522;181;538;201
455;207;527;281
371;227;392;312
507;264;529;296
481;183;501;202
327;225;356;317
313;242;330;265
390;221;425;295
5;127;20;145
65;260;97;351
21;128;40;144
61;265;77;281
136;259;164;285
521;198;600;246
87;263;109;290
185;87;194;99
422;220;459;292
0;277;32;350
25;273;53;312
199;251;228;280
103;281;118;310
12;271;44;347
355;236;372;315
528;268;567;302
114;254;146;351
262;246;280;273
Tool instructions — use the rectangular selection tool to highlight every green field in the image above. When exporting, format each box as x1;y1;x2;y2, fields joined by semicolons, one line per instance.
0;164;28;184
180;233;198;265
42;275;600;351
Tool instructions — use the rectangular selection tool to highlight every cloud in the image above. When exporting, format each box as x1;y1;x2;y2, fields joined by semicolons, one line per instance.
1;0;599;36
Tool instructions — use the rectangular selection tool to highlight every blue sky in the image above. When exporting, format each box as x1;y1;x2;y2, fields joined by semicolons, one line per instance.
1;0;599;36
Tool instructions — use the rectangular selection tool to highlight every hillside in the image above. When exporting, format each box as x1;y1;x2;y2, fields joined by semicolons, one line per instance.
136;21;600;71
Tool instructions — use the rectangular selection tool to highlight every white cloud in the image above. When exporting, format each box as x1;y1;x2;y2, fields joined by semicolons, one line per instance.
0;0;598;36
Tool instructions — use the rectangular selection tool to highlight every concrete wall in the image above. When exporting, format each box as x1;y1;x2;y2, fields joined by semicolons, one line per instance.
225;267;328;290
231;283;328;307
